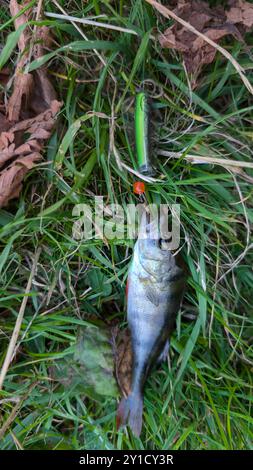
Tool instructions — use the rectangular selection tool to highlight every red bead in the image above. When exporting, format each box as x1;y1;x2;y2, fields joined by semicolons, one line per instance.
133;181;145;195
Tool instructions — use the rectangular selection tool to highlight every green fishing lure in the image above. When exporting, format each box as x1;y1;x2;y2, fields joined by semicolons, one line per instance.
135;92;156;176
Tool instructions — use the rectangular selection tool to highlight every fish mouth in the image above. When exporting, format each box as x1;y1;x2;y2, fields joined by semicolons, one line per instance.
138;211;172;251
138;236;173;265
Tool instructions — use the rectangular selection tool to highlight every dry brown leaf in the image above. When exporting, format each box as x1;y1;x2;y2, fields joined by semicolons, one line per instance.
9;0;31;52
0;0;61;208
0;114;11;134
0;154;41;207
7;74;34;122
227;1;253;29
157;0;250;80
7;1;58;122
0;68;10;87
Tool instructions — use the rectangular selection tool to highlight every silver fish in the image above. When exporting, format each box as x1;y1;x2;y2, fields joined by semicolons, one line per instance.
117;213;186;436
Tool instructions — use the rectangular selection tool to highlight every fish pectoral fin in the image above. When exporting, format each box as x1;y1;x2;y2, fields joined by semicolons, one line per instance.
157;340;170;363
146;286;160;306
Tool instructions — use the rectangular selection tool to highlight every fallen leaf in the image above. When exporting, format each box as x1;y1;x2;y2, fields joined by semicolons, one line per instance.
0;114;11;134
51;325;118;400
0;0;61;208
0;68;10;86
7;73;34;122
226;1;253;29
9;0;31;53
157;0;250;81
0;153;41;207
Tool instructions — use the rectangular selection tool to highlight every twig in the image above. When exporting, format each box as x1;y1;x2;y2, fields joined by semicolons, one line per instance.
0;401;21;440
0;382;37;440
45;12;138;36
0;248;41;390
24;0;44;71
9;431;24;450
35;0;43;21
158;149;253;169
145;0;253;97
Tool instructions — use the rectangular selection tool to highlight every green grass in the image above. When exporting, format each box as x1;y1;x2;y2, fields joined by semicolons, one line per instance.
0;0;253;450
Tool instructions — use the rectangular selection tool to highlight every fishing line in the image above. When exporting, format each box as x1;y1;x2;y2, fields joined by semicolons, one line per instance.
139;79;163;99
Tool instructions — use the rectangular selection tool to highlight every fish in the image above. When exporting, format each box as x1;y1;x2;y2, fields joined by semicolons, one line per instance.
116;212;186;436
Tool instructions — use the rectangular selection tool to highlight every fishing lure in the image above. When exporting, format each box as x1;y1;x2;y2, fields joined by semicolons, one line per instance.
135;92;156;176
117;213;186;436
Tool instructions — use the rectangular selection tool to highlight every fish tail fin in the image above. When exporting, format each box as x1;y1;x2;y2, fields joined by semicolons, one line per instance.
116;392;143;437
